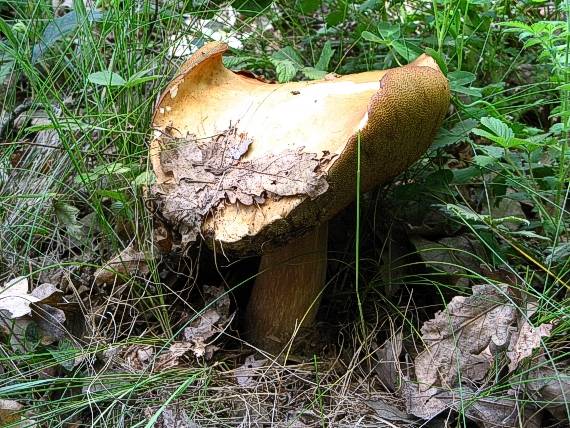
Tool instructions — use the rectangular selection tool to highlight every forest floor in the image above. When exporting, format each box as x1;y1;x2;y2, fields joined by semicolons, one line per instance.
0;1;569;427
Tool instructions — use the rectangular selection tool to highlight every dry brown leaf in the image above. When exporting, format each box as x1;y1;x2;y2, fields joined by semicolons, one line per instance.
374;330;403;392
527;365;570;421
0;399;23;426
507;322;552;372
415;284;516;391
94;244;151;285
404;383;539;427
363;398;414;424
235;355;267;387
151;127;335;246
0;277;38;318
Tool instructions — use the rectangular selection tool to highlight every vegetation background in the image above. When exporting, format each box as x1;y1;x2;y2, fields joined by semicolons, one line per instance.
0;0;568;426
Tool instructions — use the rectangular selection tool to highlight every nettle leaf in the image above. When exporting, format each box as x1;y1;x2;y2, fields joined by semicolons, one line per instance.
53;201;82;235
315;41;334;71
272;46;303;66
88;70;127;87
449;71;482;98
272;59;298;83
32;9;105;63
473;117;515;147
302;67;327;80
431;118;478;150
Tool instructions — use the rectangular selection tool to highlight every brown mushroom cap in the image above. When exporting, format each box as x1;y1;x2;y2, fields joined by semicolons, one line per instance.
150;42;450;253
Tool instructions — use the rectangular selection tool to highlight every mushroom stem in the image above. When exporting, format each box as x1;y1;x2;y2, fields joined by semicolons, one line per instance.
245;223;328;350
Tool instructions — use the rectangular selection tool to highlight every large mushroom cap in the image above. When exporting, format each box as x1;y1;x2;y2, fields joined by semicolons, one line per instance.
150;42;450;253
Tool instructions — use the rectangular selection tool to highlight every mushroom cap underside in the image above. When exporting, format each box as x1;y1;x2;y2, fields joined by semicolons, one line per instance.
150;42;450;253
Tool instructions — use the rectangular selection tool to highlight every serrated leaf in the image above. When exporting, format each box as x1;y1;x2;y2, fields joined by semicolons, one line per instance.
88;70;127;87
479;117;514;143
315;41;334;71
272;46;303;66
473;155;497;167
302;66;327;80
32;9;105;63
272;59;297;83
53;201;82;235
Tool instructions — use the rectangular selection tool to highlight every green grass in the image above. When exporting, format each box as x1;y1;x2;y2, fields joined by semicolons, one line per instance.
1;0;569;426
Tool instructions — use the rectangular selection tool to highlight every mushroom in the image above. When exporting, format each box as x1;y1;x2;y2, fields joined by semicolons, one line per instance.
149;42;450;350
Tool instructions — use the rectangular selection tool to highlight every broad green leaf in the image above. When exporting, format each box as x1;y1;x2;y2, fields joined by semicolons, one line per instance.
424;48;448;76
133;170;157;186
315;41;334;71
391;40;420;62
431;119;477;150
361;30;385;44
377;22;400;40
480;117;514;142
473;155;498;167
88;70;127;87
32;9;105;63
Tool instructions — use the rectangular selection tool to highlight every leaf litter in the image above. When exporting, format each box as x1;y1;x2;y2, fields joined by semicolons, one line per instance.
404;283;554;425
150;126;335;246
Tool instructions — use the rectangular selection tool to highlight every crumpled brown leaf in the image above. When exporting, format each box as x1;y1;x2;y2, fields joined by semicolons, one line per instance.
374;330;403;392
235;355;267;387
414;283;516;391
0;278;67;351
94;244;151;285
507;321;552;372
404;383;540;427
151;127;335;246
0;399;23;426
527;364;570;421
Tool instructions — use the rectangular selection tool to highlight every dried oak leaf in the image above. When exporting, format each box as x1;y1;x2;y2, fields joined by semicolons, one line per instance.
507;321;552;372
0;399;24;426
404;383;540;427
151;127;335;246
527;365;570;421
94;244;151;285
415;284;516;391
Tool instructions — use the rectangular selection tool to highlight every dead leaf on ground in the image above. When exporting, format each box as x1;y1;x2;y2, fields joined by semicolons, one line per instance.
0;277;68;352
235;355;268;387
527;365;570;421
0;399;23;426
181;285;232;359
374;330;403;392
507;322;552;372
411;235;487;285
94;244;151;285
364;398;415;425
404;383;540;427
414;283;516;391
151;126;335;246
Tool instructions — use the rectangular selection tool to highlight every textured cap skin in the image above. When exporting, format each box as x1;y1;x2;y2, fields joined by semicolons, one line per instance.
150;42;450;254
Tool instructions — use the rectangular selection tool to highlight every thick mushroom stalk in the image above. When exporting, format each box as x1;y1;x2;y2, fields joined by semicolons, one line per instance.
149;42;450;350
